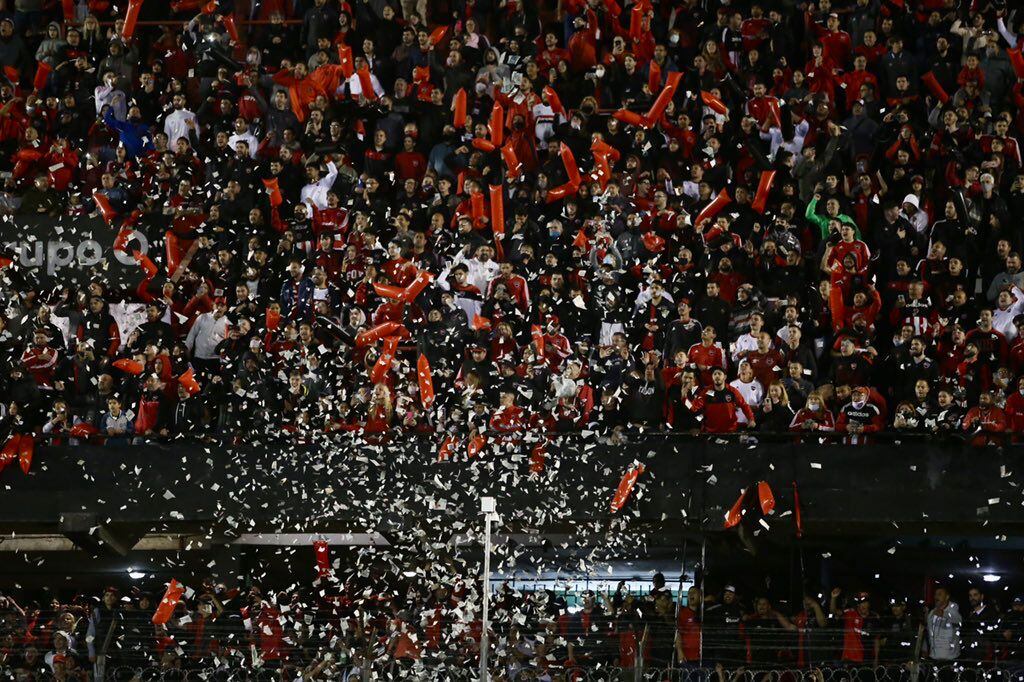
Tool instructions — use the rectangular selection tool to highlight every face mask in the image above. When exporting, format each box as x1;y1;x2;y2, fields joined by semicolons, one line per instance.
669;33;680;45
808;402;821;411
852;399;866;409
549;230;560;239
982;182;994;192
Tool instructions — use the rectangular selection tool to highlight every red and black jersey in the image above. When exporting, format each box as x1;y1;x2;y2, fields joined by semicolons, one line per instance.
689;385;754;433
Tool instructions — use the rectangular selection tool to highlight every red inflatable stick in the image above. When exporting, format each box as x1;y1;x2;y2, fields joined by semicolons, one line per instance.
152;580;185;625
489;184;505;260
470;191;486;222
399;270;433;303
694;188;732;227
133;250;158;280
32;62;51;92
467;434;486;458
701;91;728;115
920;71;950;104
178;368;201;396
543;85;565;117
356;66;377;101
265;307;281;331
489;102;504;146
221;14;239;44
500;143;521;179
373;282;405;299
0;434;20;472
369;336;399;384
453;88;467;128
629;3;647;43
611;463;646;513
112;358;145;375
16;436;32;473
121;0;145;41
313;540;331;578
643;71;682;124
529;440;547;473
165;231;185;277
559;143;582;188
648;60;661;94
70;422;99;438
428;26;448;48
355;322;405;347
417;353;435;409
436;435;457;461
337;44;354;79
531;324;545;356
471;138;496;153
751;170;777;214
1010;48;1024;80
767;97;782;127
612;109;647;128
93;190;116;224
262;177;283;207
545;183;576;203
113;228;133;253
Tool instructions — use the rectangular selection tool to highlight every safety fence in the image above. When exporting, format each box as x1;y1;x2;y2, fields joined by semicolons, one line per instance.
4;662;1021;681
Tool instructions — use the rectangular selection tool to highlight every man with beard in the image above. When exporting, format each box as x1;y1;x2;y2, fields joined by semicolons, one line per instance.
703;585;746;666
962;586;999;662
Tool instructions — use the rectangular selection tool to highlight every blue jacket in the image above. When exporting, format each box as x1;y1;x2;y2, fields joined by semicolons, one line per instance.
103;110;153;158
280;277;314;319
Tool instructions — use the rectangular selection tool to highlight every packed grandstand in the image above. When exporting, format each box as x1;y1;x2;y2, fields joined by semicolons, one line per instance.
0;0;1021;448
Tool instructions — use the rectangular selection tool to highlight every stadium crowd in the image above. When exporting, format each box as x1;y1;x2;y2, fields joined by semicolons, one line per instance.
0;0;1023;446
0;574;1022;678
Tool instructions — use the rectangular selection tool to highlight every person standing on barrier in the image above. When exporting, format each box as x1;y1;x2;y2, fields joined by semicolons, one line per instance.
962;587;999;663
829;588;879;665
926;586;962;662
875;596;917;669
703;585;746;667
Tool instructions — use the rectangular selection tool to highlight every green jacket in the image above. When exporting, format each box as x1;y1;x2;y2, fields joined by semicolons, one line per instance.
804;196;860;239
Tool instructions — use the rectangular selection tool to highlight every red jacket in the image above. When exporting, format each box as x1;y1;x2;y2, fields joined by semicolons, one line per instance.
962;405;1007;446
690;385;753;433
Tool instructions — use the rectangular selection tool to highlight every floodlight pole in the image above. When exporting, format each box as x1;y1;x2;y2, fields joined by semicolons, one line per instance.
480;496;496;681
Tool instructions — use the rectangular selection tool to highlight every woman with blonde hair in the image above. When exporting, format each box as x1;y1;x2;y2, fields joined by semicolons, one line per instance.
757;381;796;432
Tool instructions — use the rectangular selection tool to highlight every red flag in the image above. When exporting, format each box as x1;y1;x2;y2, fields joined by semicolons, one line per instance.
572;228;589;249
337;44;354;79
121;0;145;40
489;184;505;261
313;540;331;578
61;0;74;20
694;188;732;227
112;358;145;375
32;62;51;92
701;91;728;115
417;354;435;410
452;88;467;128
178;368;201;396
471;314;491;331
369;336;399;384
489;102;504;146
152;580;185;624
610;463;646;513
751;170;776;214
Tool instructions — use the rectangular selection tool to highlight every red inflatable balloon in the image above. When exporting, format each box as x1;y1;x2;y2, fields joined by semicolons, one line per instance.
751;170;777;214
611;463;646;513
152;579;185;625
452;88;467;128
121;0;145;41
417;353;435;410
18;435;33;474
112;358;145;375
32;62;51;92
